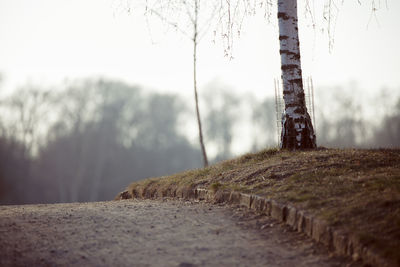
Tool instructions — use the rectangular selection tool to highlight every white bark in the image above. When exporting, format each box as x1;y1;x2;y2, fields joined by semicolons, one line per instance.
278;0;316;149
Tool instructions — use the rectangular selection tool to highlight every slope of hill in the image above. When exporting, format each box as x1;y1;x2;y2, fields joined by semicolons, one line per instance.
117;148;400;266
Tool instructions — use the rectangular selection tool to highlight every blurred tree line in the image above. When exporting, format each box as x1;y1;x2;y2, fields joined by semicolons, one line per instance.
0;78;399;204
315;84;400;148
0;79;203;204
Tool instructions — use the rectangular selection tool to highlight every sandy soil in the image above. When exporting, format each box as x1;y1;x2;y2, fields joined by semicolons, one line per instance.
0;199;360;267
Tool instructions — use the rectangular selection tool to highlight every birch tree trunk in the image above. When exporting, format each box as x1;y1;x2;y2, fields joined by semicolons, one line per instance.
278;0;316;149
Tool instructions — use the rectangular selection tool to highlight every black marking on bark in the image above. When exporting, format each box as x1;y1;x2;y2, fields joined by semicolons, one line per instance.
296;91;306;103
283;90;292;95
279;50;301;60
294;107;305;114
280;49;290;55
281;116;296;149
289;78;303;87
281;64;298;71
298;68;302;76
277;12;290;20
294;117;305;124
279;35;289;40
286;103;298;108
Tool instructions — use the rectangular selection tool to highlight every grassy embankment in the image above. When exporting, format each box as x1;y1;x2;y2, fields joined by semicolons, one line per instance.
122;148;400;264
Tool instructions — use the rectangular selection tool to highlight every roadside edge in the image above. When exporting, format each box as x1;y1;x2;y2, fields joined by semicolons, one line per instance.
115;186;394;267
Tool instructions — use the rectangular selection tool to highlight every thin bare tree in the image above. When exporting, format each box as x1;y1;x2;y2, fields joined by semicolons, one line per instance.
139;0;219;166
192;0;209;166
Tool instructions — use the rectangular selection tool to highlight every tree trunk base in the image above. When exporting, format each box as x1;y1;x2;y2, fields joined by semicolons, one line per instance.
280;113;316;150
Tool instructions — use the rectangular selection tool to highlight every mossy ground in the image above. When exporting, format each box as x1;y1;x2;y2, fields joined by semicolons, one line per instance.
123;148;400;264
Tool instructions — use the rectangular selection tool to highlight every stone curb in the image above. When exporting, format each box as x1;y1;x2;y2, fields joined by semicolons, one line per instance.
116;186;394;267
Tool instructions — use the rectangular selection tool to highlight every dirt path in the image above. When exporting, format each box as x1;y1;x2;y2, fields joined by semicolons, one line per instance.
0;199;359;267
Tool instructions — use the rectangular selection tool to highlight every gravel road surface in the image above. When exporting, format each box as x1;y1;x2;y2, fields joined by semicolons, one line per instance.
0;199;359;266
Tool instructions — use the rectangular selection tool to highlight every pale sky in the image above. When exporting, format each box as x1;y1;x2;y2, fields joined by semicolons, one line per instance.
0;0;399;99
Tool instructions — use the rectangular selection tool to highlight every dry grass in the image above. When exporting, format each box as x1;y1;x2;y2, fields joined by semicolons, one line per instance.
124;148;400;263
